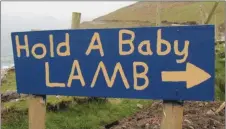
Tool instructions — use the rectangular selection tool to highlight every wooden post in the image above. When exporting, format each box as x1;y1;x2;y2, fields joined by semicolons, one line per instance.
156;2;161;26
215;102;225;114
29;95;46;129
71;12;81;102
71;12;81;29
160;100;184;129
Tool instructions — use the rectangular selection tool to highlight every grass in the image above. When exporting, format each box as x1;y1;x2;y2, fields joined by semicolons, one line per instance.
2;99;151;129
215;43;225;100
93;2;224;26
1;70;16;92
47;96;74;105
161;2;224;26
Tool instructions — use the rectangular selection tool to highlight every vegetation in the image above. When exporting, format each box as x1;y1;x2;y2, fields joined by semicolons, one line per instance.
89;2;224;27
2;97;151;129
1;70;16;92
215;43;225;100
160;2;224;26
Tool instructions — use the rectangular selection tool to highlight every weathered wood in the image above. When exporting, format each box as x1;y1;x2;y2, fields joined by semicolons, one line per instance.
29;95;46;129
160;101;184;129
156;2;161;26
215;102;225;114
71;12;81;29
71;12;81;102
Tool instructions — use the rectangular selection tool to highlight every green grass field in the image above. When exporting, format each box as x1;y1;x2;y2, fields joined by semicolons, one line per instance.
2;98;151;129
1;71;16;92
215;43;225;100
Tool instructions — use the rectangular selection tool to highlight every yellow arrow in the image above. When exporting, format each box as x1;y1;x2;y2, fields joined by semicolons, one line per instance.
161;62;211;89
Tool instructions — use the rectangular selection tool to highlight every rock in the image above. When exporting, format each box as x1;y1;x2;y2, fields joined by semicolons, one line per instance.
209;118;221;125
56;95;61;99
206;109;215;115
153;125;159;129
137;117;142;121
188;125;195;129
137;104;143;109
151;101;162;107
128;117;132;121
1;91;20;102
109;99;121;104
9;98;20;102
104;120;119;129
15;99;20;102
204;102;209;105
21;94;29;98
184;119;192;125
145;123;150;129
198;103;204;107
57;104;60;110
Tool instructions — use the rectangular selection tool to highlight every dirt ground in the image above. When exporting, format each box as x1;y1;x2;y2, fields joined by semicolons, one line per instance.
105;101;225;129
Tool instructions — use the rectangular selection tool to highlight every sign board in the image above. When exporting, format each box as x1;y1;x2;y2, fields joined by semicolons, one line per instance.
11;25;215;101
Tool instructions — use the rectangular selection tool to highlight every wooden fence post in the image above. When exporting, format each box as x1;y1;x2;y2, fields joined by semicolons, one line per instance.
71;12;81;102
160;100;184;129
71;12;81;29
29;95;46;129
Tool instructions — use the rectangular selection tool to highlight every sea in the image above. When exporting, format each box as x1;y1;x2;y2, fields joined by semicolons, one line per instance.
1;34;15;69
1;53;14;69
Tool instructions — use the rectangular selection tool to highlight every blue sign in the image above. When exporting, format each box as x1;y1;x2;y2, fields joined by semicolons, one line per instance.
11;25;215;101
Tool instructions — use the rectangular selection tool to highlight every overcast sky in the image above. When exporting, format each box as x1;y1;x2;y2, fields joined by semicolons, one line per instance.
1;1;137;58
2;1;136;21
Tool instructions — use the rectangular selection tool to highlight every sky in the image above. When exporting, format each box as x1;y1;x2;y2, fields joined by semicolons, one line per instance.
2;1;136;21
1;1;137;59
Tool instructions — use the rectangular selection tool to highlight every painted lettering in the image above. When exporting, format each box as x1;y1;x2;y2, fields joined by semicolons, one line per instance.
86;32;104;57
91;61;130;89
119;29;135;55
138;40;153;55
31;43;47;59
45;62;65;87
49;34;54;57
174;40;189;63
15;35;30;57
133;62;149;90
157;29;171;55
56;33;71;57
67;60;85;87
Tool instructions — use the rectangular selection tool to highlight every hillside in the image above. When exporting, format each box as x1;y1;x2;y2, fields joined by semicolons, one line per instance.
80;1;225;31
